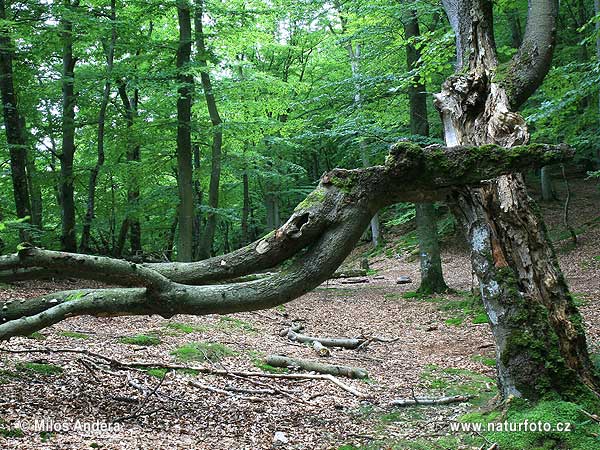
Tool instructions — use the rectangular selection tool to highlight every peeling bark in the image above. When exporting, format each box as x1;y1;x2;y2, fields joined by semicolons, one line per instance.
437;0;597;400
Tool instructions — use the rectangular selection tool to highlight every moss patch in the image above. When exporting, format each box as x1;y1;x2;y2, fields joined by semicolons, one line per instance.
16;362;63;376
171;342;236;362
60;331;90;339
119;334;161;346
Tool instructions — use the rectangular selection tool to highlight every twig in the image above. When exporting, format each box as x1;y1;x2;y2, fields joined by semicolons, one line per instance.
1;346;368;398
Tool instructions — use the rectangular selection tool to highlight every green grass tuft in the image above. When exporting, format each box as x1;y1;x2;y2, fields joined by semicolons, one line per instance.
16;362;63;376
171;342;236;362
60;331;90;339
165;322;208;334
119;334;161;346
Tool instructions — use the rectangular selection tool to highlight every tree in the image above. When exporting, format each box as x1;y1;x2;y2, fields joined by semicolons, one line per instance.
80;0;117;254
0;0;32;243
59;0;79;252
195;0;223;260
434;0;597;399
175;0;195;262
404;7;448;295
0;143;570;340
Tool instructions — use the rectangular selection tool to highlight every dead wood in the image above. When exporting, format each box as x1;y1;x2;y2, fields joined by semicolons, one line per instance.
265;355;368;379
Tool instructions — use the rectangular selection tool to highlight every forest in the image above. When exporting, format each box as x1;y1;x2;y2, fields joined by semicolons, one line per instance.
1;0;600;448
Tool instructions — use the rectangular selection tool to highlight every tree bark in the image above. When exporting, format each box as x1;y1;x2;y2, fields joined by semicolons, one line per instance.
0;143;573;337
175;0;195;262
195;0;223;260
540;165;557;201
80;0;116;253
435;0;597;400
0;0;32;243
404;8;448;294
59;0;79;252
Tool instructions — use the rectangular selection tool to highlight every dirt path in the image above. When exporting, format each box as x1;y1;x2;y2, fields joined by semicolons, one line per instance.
0;178;599;449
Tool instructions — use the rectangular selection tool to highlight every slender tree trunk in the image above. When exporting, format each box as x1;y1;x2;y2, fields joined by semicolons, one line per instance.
241;167;250;245
59;0;79;252
80;0;116;253
436;0;597;400
195;0;223;260
506;7;523;48
0;0;32;242
192;144;203;259
117;82;142;255
175;0;195;262
540;165;557;201
346;41;381;246
25;146;42;229
404;8;448;294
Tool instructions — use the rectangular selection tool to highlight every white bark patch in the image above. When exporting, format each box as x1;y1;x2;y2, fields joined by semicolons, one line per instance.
256;241;270;254
470;224;489;253
496;176;516;212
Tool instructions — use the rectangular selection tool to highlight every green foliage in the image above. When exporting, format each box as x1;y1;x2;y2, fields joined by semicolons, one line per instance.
60;331;90;340
218;316;255;332
16;362;63;376
119;334;161;346
171;342;236;362
164;322;208;334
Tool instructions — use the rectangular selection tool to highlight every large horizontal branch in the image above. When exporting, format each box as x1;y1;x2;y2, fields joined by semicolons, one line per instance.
0;142;573;290
0;143;573;339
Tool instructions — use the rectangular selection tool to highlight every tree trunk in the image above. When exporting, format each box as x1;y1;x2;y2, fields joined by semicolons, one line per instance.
540;165;557;201
25;145;42;229
346;40;381;247
241;167;250;245
596;0;600;161
404;8;448;294
0;0;32;243
117;82;142;255
80;0;116;253
195;0;223;260
59;0;79;252
175;0;195;262
435;0;597;400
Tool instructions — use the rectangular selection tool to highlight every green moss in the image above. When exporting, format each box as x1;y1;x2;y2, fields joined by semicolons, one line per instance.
472;313;489;324
294;188;326;211
26;332;46;340
329;175;355;193
16;362;63;376
165;322;208;334
119;334;161;346
146;368;168;378
171;342;236;362
0;427;24;438
218;316;255;332
445;317;463;326
60;331;90;339
461;399;600;450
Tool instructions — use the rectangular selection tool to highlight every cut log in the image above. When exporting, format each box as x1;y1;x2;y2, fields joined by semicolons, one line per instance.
389;394;471;407
312;341;331;357
331;269;368;279
286;329;365;349
265;354;368;379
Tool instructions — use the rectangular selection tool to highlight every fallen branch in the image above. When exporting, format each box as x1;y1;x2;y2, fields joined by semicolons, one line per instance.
287;329;365;349
265;354;368;379
312;341;332;357
389;394;472;407
0;346;368;397
331;269;368;279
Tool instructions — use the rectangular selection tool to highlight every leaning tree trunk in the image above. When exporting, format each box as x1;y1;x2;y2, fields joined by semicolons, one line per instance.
436;0;597;400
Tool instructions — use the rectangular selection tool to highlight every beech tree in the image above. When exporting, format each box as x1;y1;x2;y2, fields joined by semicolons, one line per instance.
435;0;597;399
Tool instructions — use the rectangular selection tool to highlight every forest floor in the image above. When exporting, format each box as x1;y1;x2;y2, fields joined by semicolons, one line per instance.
1;177;600;450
